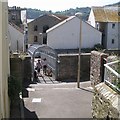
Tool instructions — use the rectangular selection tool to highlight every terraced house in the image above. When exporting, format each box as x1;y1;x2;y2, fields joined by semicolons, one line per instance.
0;0;10;119
28;14;68;45
88;7;120;50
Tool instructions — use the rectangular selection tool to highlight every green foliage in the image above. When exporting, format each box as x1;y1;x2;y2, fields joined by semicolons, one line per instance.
8;75;22;104
94;44;104;51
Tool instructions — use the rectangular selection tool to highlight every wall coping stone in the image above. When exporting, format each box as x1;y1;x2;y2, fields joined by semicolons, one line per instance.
95;83;120;112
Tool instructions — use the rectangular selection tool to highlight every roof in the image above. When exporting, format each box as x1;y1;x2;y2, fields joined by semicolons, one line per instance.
47;16;101;33
28;14;68;24
9;22;24;34
8;6;26;11
92;7;120;22
28;44;57;57
47;16;75;33
53;14;69;21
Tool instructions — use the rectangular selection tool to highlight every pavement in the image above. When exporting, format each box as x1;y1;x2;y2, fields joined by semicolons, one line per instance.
22;76;94;119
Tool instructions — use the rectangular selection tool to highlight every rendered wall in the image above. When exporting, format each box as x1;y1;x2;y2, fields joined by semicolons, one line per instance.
47;17;101;49
8;24;24;52
106;23;119;50
0;1;10;119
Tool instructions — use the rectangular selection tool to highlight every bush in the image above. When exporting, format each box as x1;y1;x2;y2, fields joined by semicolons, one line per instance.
94;44;104;51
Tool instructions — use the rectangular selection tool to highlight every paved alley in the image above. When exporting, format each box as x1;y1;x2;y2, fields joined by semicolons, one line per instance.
22;80;93;119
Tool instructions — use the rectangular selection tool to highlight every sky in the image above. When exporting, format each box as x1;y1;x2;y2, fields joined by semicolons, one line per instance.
8;0;119;12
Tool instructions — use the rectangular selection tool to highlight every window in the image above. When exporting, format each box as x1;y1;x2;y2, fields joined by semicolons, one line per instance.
43;25;49;33
34;25;38;31
96;22;99;30
12;15;16;20
34;36;38;42
112;23;115;29
43;36;47;44
112;39;114;44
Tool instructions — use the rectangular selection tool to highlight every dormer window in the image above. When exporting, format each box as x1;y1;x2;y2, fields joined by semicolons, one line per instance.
34;25;38;31
112;23;115;29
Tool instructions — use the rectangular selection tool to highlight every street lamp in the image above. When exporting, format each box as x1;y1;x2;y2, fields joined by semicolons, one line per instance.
75;12;83;88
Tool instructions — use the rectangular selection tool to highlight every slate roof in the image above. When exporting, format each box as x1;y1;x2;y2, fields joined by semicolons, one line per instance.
28;14;68;24
92;7;120;22
9;22;24;34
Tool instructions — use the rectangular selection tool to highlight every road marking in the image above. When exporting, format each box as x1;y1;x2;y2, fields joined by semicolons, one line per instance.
26;88;35;91
32;98;41;103
53;88;75;90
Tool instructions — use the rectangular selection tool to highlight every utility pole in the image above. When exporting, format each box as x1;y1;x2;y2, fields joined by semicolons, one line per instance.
75;13;83;88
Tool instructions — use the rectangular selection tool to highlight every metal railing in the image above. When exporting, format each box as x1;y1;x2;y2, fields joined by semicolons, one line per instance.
104;60;120;92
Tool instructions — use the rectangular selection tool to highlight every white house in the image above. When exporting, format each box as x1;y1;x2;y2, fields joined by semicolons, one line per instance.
46;16;102;49
8;22;24;52
88;7;120;50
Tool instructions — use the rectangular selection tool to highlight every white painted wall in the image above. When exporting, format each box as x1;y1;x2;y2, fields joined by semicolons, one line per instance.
47;16;101;49
8;24;24;52
88;9;96;27
0;1;10;119
106;22;119;49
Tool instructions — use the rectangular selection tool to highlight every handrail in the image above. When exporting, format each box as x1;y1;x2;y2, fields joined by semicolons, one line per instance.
104;64;120;78
104;60;120;92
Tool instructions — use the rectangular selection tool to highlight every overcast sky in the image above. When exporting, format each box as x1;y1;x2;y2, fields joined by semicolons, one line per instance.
8;0;119;12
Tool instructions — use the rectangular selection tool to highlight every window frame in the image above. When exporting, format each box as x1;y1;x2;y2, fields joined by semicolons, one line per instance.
112;23;115;29
34;25;38;31
112;39;115;44
34;36;38;42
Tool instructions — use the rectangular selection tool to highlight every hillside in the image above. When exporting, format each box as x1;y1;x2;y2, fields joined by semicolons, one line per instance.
27;7;91;21
105;1;120;7
26;1;119;21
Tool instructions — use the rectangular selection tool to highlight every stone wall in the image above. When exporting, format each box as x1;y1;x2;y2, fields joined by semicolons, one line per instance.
57;53;90;82
10;56;32;86
10;58;23;82
90;51;108;87
92;83;120;118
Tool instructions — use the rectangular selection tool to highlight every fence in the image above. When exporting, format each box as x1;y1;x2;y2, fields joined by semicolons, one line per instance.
104;60;120;92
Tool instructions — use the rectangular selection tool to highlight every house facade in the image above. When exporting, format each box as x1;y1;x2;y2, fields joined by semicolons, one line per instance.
8;6;26;27
28;14;68;45
47;16;102;49
88;7;120;49
0;1;10;119
8;23;24;52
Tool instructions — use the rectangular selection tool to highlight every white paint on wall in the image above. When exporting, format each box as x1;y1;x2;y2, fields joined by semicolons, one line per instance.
8;24;24;52
88;9;96;27
47;16;101;49
88;8;119;50
106;23;119;49
0;1;10;119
